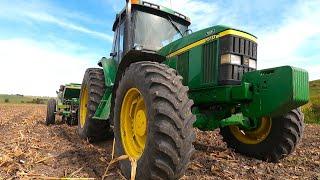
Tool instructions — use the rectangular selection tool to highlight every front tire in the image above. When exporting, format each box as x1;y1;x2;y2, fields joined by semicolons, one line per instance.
220;109;304;162
45;98;56;125
113;61;196;180
78;68;113;142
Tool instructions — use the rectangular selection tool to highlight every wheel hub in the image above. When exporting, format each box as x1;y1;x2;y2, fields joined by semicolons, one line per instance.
134;110;147;137
230;117;272;144
79;85;88;128
120;88;147;160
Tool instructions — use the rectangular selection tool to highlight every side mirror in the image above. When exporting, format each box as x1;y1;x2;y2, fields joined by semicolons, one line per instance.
184;29;193;36
110;52;117;57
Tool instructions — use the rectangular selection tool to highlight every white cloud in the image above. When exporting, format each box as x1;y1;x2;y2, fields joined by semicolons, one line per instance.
305;64;320;81
0;0;113;42
0;1;109;96
0;38;98;96
24;12;113;42
146;0;220;30
257;0;320;80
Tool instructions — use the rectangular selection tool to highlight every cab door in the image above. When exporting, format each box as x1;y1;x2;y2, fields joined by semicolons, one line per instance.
110;20;125;64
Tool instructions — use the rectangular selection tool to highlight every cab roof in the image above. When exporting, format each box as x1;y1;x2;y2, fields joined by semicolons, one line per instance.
112;0;191;31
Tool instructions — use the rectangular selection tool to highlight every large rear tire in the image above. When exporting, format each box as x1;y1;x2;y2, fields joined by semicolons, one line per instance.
45;98;56;125
78;68;113;142
220;109;304;162
113;61;196;180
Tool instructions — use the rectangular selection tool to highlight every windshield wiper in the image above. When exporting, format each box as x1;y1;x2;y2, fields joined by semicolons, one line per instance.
167;15;184;37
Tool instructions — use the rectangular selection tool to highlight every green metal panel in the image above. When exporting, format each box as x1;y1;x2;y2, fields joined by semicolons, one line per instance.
188;46;202;89
201;40;219;86
62;111;71;116
63;88;81;100
158;25;232;57
177;52;189;85
241;66;309;118
193;111;252;131
189;83;252;105
163;56;177;69
94;88;113;120
57;104;69;109
100;57;117;87
292;67;310;105
168;40;220;90
93;57;118;120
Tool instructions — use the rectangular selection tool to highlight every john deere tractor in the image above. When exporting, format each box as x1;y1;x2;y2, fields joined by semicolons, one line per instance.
78;0;309;179
46;83;81;125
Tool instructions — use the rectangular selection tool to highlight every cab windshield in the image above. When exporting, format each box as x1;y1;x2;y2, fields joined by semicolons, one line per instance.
133;10;188;51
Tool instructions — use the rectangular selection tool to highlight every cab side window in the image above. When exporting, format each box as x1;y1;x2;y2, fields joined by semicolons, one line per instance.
119;21;125;61
111;28;119;62
111;20;125;63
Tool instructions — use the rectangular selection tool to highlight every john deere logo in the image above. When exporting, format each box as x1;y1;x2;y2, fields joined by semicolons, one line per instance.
206;29;215;36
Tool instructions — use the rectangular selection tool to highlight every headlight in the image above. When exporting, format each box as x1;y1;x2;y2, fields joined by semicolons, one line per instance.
249;59;257;69
221;54;241;65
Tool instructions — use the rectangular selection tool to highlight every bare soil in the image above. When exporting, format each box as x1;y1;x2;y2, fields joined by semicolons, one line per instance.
0;104;319;179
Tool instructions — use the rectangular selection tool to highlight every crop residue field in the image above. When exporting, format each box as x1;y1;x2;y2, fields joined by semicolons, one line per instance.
0;104;319;179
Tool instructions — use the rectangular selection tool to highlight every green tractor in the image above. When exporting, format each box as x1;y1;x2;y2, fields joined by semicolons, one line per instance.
78;0;309;179
46;83;81;126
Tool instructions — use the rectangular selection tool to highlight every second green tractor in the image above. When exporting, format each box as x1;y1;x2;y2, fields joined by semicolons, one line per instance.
46;83;81;125
78;0;309;179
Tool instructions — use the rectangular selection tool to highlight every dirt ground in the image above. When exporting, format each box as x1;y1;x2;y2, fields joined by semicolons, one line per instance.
0;104;319;179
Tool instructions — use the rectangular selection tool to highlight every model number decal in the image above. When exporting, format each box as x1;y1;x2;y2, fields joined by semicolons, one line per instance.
206;35;219;42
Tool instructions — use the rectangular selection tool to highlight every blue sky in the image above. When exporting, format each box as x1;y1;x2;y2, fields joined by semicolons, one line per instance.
0;0;319;96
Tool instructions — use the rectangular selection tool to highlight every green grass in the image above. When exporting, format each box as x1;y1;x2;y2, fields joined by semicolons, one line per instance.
302;80;320;124
0;94;50;104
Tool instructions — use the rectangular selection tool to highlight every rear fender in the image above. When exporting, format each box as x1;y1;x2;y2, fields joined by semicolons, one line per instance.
93;57;117;120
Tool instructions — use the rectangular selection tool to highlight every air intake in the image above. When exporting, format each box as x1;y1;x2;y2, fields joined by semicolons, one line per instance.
202;41;218;84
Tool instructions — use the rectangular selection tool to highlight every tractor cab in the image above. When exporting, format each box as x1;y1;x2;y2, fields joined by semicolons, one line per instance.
110;0;191;64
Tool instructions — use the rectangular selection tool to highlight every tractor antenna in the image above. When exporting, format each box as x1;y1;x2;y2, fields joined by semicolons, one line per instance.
169;0;172;8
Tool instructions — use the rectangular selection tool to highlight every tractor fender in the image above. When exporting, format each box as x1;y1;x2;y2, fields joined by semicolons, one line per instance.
116;50;165;79
93;57;117;120
98;57;117;87
111;51;166;99
102;51;165;124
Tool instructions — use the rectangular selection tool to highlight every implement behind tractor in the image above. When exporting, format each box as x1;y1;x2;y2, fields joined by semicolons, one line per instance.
46;83;81;125
52;1;311;179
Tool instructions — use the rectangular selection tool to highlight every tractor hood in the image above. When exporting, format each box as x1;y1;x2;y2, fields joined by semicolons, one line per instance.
158;25;256;58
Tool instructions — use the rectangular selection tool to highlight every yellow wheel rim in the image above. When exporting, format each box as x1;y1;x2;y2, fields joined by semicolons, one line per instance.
80;85;88;128
120;88;147;160
229;117;272;144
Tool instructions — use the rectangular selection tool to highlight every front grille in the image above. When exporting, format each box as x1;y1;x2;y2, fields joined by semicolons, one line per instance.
219;64;252;82
220;35;257;59
219;35;257;85
202;41;217;84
